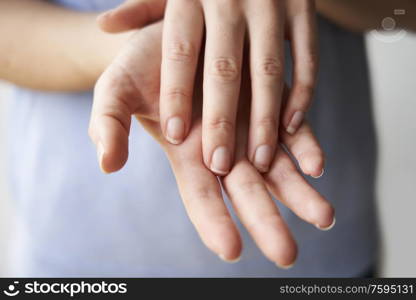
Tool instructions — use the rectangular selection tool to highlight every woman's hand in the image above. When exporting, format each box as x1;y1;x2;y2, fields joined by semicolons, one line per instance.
98;0;319;175
89;22;334;267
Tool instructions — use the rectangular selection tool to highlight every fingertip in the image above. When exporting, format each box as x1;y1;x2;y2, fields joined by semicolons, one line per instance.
219;253;241;264
216;237;242;264
96;10;119;33
286;111;305;135
252;145;273;173
96;7;135;34
96;141;108;174
209;146;232;176
314;202;336;231
217;229;243;262
98;0;166;34
286;126;296;135
273;239;298;269
276;261;295;270
96;140;129;174
311;168;324;179
316;216;336;231
165;117;186;145
315;201;336;231
103;150;128;174
298;151;325;178
202;222;242;263
258;221;298;269
96;11;107;25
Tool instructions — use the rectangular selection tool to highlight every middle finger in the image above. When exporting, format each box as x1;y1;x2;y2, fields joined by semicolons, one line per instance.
202;0;245;175
245;0;285;173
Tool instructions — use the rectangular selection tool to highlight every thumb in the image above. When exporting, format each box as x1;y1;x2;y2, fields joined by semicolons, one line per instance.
89;70;140;174
97;0;166;33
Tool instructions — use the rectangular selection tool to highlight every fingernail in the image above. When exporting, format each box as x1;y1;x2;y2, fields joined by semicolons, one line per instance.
316;217;336;231
254;145;273;173
219;254;241;264
97;142;107;173
276;261;295;269
286;111;305;135
311;168;325;179
210;146;231;175
166;117;185;145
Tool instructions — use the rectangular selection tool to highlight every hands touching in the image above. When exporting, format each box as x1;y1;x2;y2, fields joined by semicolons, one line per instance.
89;22;334;267
98;0;318;175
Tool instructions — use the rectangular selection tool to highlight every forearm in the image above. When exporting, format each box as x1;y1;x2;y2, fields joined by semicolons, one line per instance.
316;0;416;32
0;0;131;91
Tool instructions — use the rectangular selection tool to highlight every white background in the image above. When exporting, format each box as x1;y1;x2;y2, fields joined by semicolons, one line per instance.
0;32;415;276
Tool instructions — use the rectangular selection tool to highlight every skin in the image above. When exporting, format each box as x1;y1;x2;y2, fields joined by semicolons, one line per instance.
0;0;332;267
99;0;319;175
2;0;414;266
0;0;131;91
1;0;415;91
89;22;335;266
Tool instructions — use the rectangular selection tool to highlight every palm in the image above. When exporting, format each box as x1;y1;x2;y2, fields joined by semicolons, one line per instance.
91;23;334;266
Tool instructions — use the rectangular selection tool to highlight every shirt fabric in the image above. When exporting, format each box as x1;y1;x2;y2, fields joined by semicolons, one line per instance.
5;0;379;277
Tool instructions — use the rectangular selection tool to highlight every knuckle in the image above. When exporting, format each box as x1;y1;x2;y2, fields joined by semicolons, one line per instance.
206;117;235;133
295;83;315;101
96;64;139;101
209;57;240;83
164;87;190;101
255;117;278;139
94;74;117;97
257;117;278;131
102;106;129;126
166;41;195;62
256;58;284;78
307;52;319;68
299;53;319;73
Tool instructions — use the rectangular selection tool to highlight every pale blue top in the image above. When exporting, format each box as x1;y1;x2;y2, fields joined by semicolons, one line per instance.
5;0;379;277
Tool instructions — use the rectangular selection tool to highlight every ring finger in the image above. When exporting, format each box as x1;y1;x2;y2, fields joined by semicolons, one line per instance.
245;0;285;173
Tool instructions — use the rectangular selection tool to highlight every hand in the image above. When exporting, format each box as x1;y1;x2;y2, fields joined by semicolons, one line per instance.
89;22;334;267
98;0;318;175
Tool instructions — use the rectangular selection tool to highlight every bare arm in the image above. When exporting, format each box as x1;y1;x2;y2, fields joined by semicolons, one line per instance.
316;0;416;32
0;0;131;91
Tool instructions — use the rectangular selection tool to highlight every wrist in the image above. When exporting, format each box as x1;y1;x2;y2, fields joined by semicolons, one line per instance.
70;13;135;89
